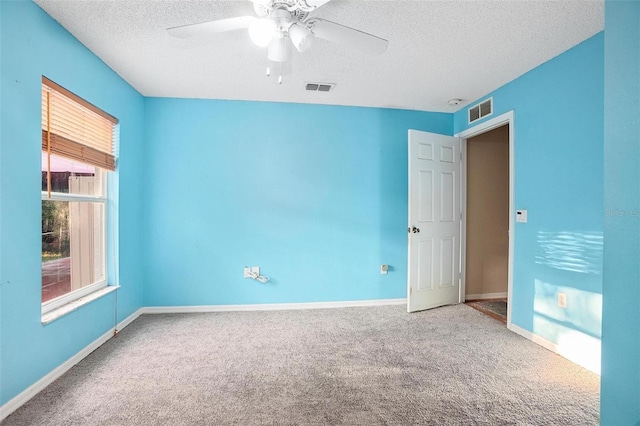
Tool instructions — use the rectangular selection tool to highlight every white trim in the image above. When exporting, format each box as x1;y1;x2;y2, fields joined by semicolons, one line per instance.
456;110;515;328
41;169;109;314
141;298;407;314
459;136;467;304
465;292;508;301
457;111;513;139
115;308;141;330
508;323;598;375
42;285;119;324
509;323;558;354
42;280;109;316
0;308;142;421
40;191;107;204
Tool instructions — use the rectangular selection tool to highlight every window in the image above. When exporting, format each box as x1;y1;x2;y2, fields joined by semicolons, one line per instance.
41;77;117;313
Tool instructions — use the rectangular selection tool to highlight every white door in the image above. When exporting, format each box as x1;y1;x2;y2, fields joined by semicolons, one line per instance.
407;130;461;312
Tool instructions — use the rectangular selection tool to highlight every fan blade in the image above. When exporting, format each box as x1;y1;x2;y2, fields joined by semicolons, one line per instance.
167;16;256;38
309;19;388;55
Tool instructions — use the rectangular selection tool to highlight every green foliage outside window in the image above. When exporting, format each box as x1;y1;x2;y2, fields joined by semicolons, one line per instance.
42;200;70;262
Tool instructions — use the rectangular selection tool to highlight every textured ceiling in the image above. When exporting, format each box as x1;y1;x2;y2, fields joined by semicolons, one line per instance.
34;0;604;112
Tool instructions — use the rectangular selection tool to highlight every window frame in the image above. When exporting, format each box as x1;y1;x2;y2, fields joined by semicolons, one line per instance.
41;168;109;315
40;76;116;316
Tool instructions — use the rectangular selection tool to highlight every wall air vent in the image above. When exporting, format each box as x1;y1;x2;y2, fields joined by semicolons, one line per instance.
468;98;493;124
306;82;335;92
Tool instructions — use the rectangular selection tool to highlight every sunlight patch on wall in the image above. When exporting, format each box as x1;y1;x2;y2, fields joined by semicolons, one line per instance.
533;314;601;374
535;231;603;274
534;279;602;374
534;279;602;336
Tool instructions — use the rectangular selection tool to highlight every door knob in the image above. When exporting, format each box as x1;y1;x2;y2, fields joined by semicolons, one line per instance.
411;226;420;233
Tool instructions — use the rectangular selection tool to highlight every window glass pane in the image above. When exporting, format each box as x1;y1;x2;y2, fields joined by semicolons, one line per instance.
41;152;103;196
42;200;70;302
42;200;105;303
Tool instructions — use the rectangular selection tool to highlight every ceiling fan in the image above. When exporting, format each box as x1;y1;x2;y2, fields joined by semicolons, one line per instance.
167;0;389;83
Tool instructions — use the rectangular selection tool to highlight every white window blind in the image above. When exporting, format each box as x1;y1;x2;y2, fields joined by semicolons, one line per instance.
41;77;117;171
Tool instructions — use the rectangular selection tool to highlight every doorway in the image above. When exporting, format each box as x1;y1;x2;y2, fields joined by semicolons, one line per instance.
406;112;514;319
464;124;509;323
457;111;514;327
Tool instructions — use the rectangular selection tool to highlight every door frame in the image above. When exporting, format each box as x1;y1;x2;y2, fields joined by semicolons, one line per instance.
455;111;514;328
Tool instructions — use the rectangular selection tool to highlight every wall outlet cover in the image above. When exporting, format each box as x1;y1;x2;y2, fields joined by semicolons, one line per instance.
558;292;567;308
516;209;528;223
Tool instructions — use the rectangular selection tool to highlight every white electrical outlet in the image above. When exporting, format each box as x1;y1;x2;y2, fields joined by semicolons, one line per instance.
380;264;389;275
243;266;260;278
558;292;567;308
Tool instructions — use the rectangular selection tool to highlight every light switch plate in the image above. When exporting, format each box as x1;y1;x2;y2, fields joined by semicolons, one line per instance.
516;209;528;223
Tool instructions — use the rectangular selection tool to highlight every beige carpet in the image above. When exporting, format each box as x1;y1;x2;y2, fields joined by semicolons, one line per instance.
4;304;599;425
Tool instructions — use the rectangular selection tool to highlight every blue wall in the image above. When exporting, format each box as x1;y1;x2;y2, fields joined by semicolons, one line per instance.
143;99;450;306
601;1;640;424
0;1;145;406
4;0;635;420
454;34;605;372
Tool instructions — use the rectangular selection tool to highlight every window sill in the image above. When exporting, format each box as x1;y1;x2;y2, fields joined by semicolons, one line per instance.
41;285;120;325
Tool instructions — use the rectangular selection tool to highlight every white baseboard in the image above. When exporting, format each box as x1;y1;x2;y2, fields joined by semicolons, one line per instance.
142;298;407;314
116;308;141;331
509;323;559;353
0;308;142;422
465;292;507;301
508;323;600;375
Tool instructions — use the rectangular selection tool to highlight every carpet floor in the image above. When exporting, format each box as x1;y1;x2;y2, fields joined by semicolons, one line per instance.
4;304;599;425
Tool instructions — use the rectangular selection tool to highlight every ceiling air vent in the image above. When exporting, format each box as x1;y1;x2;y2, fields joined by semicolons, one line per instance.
306;82;335;92
468;98;493;124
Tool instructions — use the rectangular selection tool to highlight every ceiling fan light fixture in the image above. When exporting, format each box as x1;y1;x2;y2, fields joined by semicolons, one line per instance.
167;0;390;82
289;23;314;52
267;36;290;62
249;18;276;47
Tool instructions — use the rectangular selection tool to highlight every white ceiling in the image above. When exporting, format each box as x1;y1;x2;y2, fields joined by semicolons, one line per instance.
34;0;604;113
